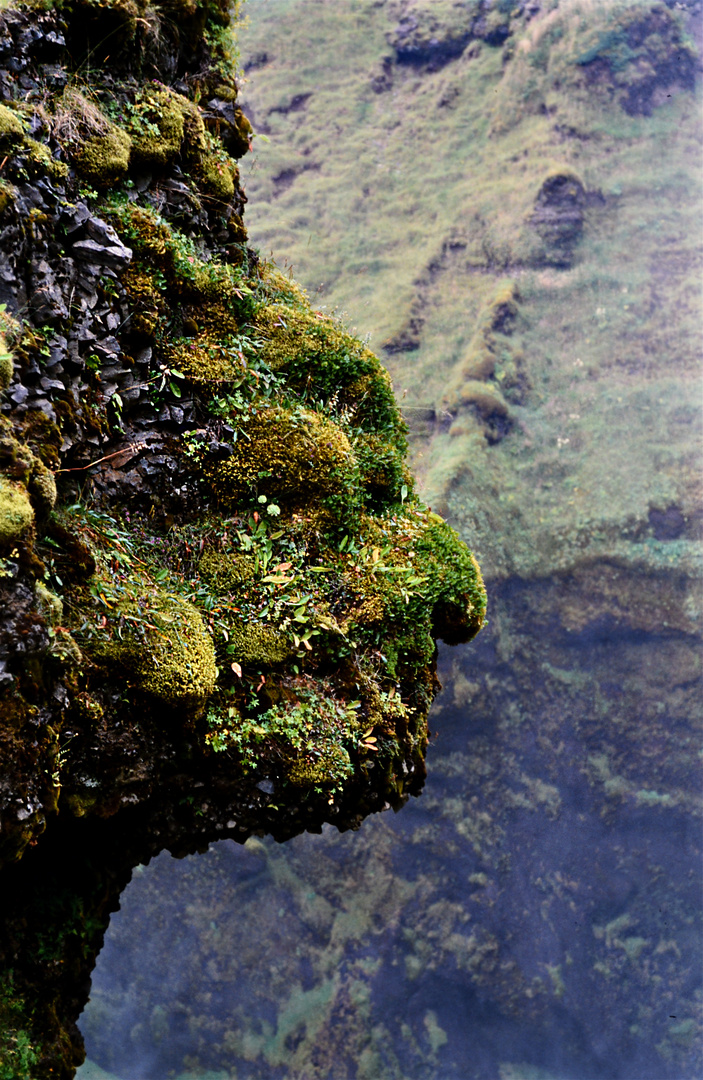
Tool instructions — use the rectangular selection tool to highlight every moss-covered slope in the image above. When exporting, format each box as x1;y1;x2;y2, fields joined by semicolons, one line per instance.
239;0;702;591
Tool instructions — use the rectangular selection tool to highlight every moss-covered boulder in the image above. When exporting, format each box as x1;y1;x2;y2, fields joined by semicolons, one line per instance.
199;404;358;507
97;593;217;708
53;90;132;189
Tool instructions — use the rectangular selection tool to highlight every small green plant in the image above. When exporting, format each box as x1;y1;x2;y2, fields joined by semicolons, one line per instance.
205;686;362;798
0;976;38;1080
122;98;163;139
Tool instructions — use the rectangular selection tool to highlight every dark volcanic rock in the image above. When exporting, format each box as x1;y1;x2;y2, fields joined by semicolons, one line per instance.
530;170;586;267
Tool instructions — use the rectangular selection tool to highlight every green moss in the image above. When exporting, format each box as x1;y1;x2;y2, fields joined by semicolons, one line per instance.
0;420;33;479
34;581;63;627
231;106;253;157
254;692;357;788
415;514;486;643
255;302;356;373
198;147;237;200
100;593;217;709
287;743;352;787
0;354;11;391
254;300;405;440
0;477;34;551
34;583;82;670
0;417;56;520
53;89;132;187
115;204;250;309
0;103;67;182
0;335;12;392
126;89;189;169
379;622;435;681
199;550;255;590
226;620;292;666
203;687;361;788
74;127;132;188
0;180;12;218
340;363;405;441
22;137;69;181
181;100;209;162
165;333;244;382
353;431;411;510
256;262;310;308
199;404;358;508
0;104;23;142
27;460;56;519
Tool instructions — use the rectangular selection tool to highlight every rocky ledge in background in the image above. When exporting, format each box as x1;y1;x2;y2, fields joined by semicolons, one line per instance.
0;1;486;1076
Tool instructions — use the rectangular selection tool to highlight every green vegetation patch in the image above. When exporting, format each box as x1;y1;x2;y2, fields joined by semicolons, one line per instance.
0;975;38;1080
0;477;34;551
98;592;217;709
198;404;358;508
52;89;132;188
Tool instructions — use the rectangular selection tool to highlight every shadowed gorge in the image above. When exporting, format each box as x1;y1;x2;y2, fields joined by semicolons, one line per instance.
0;0;486;1074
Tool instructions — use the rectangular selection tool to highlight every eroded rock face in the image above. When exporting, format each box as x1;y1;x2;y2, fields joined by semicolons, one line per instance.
387;0;519;68
530;169;586;267
0;1;485;1074
574;3;699;117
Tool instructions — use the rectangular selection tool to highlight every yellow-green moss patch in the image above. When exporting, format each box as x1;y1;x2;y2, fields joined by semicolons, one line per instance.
225;620;292;666
100;593;217;708
199;550;255;590
74;128;132;188
199;405;357;506
0;334;12;391
0;477;34;550
27;461;57;519
255;302;360;374
415;514;486;644
125;88;208;170
165;335;245;382
0;104;23;142
198;146;237;200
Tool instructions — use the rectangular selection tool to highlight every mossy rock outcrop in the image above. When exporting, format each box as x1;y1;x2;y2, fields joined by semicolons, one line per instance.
0;0;486;1074
200;404;357;507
